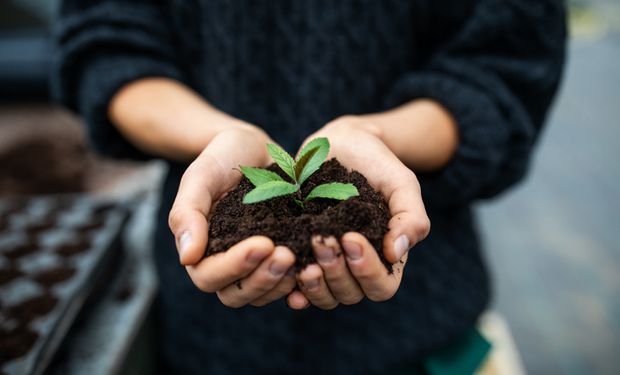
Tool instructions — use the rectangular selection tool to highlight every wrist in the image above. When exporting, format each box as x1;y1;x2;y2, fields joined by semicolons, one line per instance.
360;100;459;172
108;77;265;162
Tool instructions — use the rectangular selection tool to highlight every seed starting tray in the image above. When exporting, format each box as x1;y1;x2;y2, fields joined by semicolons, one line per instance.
0;196;127;375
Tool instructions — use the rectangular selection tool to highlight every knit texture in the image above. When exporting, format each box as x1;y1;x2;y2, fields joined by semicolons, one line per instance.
52;1;566;374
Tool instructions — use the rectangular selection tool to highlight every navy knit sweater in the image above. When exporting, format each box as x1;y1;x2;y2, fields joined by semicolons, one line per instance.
53;1;566;374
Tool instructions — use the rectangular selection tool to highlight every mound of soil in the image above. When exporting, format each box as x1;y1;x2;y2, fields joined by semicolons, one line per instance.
0;138;87;195
0;326;39;364
33;266;77;287
206;159;391;270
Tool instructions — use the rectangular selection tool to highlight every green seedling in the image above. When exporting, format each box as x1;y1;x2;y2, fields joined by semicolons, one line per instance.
239;137;359;208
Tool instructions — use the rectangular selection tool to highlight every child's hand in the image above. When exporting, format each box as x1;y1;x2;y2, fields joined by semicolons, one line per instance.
287;117;430;310
169;125;297;307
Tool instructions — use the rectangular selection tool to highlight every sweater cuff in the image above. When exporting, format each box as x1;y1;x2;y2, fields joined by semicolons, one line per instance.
73;53;185;160
384;72;511;209
51;1;186;160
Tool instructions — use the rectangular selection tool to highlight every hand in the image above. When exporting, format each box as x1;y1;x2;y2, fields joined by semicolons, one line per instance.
169;125;297;308
287;116;431;310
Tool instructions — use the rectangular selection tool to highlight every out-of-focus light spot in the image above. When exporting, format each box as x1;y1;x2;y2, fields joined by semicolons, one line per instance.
570;3;620;41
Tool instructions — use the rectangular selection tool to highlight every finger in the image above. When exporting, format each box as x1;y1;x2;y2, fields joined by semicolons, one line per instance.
186;236;274;292
169;153;230;265
216;246;295;308
341;232;405;302
287;290;311;310
169;207;209;265
382;173;431;264
297;264;339;310
312;236;364;305
251;268;297;307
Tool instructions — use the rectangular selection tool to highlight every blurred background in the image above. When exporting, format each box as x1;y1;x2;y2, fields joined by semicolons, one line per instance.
0;0;618;374
476;1;620;374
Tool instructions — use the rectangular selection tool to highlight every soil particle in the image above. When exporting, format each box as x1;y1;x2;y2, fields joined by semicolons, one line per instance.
33;266;76;287
0;267;22;286
25;217;57;236
74;216;105;233
3;241;39;260
55;239;90;257
0;325;39;364
7;294;58;323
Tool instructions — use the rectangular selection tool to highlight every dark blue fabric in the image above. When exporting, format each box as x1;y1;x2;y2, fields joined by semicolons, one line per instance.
52;1;566;374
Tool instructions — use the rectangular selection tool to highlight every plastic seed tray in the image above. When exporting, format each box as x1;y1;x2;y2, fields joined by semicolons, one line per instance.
0;196;127;375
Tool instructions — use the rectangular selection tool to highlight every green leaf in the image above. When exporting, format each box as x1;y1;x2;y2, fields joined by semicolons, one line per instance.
239;166;283;186
304;182;359;201
266;143;296;181
293;198;305;209
242;181;298;204
293;146;319;181
296;137;330;185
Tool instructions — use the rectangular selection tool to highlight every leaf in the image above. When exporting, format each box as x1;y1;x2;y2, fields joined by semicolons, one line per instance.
304;182;359;201
293;198;305;209
242;181;298;204
296;137;330;185
266;143;296;181
239;166;284;186
293;146;319;181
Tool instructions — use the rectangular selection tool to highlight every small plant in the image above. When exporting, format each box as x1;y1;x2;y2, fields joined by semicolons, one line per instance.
239;137;359;207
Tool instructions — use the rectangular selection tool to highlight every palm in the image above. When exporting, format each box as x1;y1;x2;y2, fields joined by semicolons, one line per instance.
286;119;430;310
169;126;298;308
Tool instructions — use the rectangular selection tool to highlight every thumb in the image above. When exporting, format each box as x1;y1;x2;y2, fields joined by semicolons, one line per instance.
382;176;431;264
169;205;209;265
169;152;228;265
169;127;273;265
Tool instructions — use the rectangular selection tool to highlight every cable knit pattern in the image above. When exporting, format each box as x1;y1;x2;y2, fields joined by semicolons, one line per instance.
52;1;566;374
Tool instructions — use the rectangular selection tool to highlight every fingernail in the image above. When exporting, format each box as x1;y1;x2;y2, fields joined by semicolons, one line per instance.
269;262;288;277
315;244;335;263
304;278;320;291
179;231;191;259
343;241;362;260
393;235;410;260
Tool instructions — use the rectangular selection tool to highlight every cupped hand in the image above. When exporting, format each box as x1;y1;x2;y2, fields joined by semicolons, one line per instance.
169;125;297;308
287;116;431;310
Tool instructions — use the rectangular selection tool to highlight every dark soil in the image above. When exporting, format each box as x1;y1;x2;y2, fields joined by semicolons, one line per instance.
0;138;87;195
33;266;76;287
0;200;27;217
74;216;105;233
206;159;391;271
7;294;58;322
55;239;90;257
0;326;38;364
0;293;57;364
0;267;22;285
3;240;39;260
25;217;57;236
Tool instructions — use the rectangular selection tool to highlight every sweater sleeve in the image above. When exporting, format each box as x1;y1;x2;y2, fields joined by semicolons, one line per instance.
384;0;566;209
51;0;187;160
